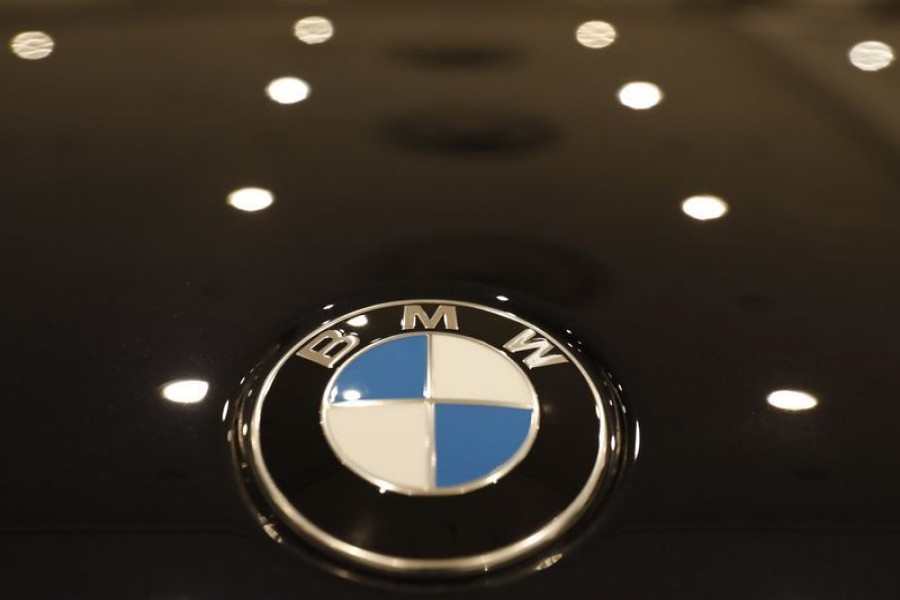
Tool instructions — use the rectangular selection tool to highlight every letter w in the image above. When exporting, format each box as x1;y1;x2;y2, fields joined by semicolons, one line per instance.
503;329;568;369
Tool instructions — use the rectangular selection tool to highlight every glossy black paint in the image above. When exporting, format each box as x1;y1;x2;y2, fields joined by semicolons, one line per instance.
3;0;900;597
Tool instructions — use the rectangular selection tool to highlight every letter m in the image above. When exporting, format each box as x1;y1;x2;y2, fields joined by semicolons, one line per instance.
402;304;459;331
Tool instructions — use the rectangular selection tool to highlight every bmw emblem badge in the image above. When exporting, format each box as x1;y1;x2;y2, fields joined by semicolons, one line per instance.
231;297;628;579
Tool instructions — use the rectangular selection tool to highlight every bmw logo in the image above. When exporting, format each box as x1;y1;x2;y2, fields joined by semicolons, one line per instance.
231;297;628;580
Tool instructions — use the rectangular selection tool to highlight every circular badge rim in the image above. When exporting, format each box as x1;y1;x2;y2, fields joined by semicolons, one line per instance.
246;298;610;576
320;330;541;497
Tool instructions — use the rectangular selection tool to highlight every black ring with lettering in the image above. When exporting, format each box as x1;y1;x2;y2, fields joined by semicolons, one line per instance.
230;295;629;581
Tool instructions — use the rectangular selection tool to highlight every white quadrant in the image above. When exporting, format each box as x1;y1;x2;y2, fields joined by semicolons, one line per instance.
323;402;431;491
429;333;534;408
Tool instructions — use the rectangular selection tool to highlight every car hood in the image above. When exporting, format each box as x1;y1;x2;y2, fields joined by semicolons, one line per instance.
3;0;900;597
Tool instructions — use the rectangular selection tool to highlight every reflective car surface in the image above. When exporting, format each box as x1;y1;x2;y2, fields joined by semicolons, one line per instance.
2;0;900;597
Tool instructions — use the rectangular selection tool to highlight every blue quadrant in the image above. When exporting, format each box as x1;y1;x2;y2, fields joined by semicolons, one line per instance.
434;404;533;488
329;335;428;402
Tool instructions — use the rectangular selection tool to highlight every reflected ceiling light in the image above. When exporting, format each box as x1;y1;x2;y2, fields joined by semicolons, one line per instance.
228;187;274;212
681;194;728;221
266;77;310;104
849;41;894;72
575;21;617;49
342;389;362;401
535;553;564;571
294;16;334;44
161;379;209;404
617;81;663;110
634;421;640;460
346;315;368;327
10;31;54;60
767;389;818;412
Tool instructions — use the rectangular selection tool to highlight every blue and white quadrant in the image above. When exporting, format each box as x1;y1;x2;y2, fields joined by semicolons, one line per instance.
320;333;538;494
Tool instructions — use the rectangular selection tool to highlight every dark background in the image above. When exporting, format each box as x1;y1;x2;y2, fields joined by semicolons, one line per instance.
1;0;899;597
